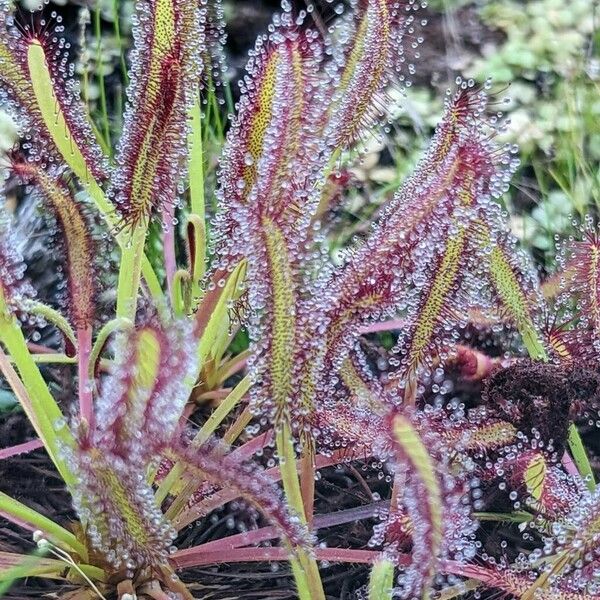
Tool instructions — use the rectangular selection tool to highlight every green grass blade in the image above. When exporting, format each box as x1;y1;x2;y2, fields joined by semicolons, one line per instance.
0;492;86;558
0;300;76;488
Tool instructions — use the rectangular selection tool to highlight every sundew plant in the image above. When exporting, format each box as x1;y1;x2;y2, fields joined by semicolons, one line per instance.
0;0;599;598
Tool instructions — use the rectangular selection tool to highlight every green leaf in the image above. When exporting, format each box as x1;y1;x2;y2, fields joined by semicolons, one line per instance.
188;101;205;219
368;558;395;600
27;41;105;190
0;550;105;590
0;296;76;488
0;492;86;558
196;260;247;367
567;423;596;492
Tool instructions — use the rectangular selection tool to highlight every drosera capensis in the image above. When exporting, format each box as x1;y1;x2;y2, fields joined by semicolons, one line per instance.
0;1;599;599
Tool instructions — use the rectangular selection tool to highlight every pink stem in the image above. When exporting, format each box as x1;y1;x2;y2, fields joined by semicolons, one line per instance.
172;546;388;569
25;343;58;354
196;389;234;402
562;451;580;478
230;431;273;462
162;205;177;296
0;509;38;534
218;353;250;381
77;325;94;429
359;319;408;334
440;560;496;584
184;501;390;553
172;547;489;585
0;439;43;460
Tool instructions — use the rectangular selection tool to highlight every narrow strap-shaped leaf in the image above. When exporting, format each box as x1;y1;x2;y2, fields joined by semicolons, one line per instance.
479;226;548;360
0;492;86;557
0;10;58;155
567;230;600;336
214;20;323;263
322;84;516;384
113;0;202;228
111;0;203;318
25;40;163;304
0;550;103;585
254;217;297;425
326;0;412;150
399;227;468;404
0;300;76;487
70;445;176;571
93;316;197;462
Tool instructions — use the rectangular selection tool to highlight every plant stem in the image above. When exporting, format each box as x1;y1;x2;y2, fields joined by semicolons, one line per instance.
368;558;395;600
14;354;76;364
116;225;147;319
88;317;133;379
0;439;44;460
172;545;384;569
76;325;93;428
111;0;128;87
275;422;325;600
0;491;87;557
174;448;365;530
84;179;163;301
300;448;315;526
223;406;253;444
184;499;390;554
20;301;76;350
